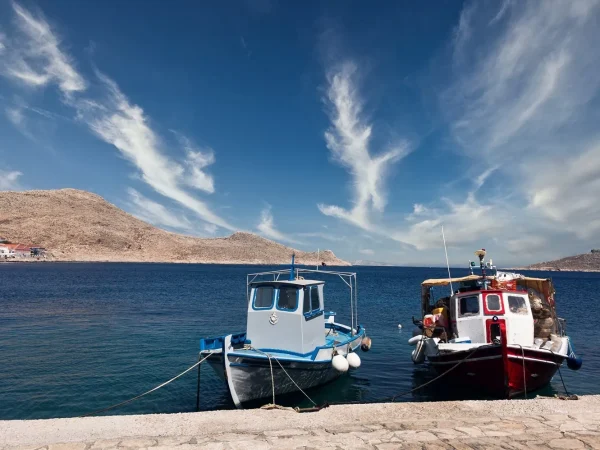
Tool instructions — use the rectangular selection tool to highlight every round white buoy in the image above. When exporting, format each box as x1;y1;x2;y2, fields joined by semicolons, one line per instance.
346;352;361;368
332;354;349;372
398;324;403;329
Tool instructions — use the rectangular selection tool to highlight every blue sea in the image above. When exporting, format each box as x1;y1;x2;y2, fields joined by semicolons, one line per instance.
0;263;597;420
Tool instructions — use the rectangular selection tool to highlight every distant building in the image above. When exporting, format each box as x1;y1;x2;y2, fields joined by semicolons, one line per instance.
0;245;12;258
0;237;8;244
30;246;47;257
2;243;32;258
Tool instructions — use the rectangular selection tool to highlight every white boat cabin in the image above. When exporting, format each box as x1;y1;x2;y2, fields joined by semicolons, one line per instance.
247;279;325;354
450;290;534;347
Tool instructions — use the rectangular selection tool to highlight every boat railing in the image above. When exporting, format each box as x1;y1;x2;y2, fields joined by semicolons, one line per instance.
246;268;360;334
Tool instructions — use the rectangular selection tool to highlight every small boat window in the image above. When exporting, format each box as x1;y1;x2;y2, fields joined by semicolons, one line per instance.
254;286;274;309
486;294;502;312
508;295;528;315
303;288;311;313
311;286;321;311
459;295;480;316
278;286;298;311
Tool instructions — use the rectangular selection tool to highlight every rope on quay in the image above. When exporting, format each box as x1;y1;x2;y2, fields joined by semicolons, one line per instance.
248;346;318;412
78;351;215;418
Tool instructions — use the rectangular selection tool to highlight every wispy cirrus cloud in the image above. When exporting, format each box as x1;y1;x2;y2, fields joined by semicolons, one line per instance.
127;188;194;232
257;204;301;245
73;72;234;230
295;231;346;242
1;3;86;94
0;2;234;233
171;130;216;194
0;169;23;190
318;62;410;230
403;0;600;254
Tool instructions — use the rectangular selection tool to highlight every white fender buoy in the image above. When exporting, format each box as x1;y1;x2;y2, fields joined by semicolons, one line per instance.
411;339;426;364
332;354;349;372
408;335;424;346
346;352;361;369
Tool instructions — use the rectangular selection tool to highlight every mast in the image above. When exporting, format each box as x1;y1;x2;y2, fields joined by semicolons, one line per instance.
442;226;454;296
289;254;295;281
474;249;487;289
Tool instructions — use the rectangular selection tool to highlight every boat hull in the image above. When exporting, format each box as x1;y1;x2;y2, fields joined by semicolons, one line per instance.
203;330;364;407
226;354;340;404
427;344;567;398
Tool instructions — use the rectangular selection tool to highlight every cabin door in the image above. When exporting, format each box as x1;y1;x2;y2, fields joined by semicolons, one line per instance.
486;318;506;344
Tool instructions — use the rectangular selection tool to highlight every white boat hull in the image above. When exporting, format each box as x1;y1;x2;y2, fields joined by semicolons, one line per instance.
204;331;364;407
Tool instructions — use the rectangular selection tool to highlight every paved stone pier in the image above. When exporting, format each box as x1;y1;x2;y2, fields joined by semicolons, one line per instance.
1;396;599;449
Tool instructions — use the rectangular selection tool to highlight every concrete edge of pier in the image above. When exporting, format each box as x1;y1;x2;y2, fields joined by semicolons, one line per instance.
1;395;599;449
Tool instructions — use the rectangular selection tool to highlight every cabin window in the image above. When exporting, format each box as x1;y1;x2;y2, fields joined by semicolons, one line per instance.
303;289;311;313
311;286;321;311
459;296;480;316
486;294;502;312
254;286;274;309
508;295;528;315
277;286;298;311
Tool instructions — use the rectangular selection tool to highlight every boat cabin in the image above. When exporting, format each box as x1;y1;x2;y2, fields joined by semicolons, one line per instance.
247;279;325;354
450;290;533;346
421;273;559;348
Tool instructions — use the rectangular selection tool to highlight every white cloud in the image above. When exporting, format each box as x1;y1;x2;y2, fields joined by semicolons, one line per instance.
359;248;374;255
295;231;346;242
0;3;234;233
127;188;195;232
73;72;234;231
257;205;301;244
0;170;23;190
431;0;600;252
5;106;24;127
171;131;216;194
318;61;410;230
1;3;86;94
396;194;509;250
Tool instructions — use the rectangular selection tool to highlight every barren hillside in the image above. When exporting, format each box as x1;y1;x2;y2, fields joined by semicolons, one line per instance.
0;189;349;265
526;250;600;272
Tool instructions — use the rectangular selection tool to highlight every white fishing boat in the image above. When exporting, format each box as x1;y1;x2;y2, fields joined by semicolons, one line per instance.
200;256;370;408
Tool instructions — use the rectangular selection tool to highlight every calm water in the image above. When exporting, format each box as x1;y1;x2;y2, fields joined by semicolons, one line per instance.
0;263;597;420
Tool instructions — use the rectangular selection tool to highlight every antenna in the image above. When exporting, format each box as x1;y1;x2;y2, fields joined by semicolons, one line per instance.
289;254;295;281
442;226;454;295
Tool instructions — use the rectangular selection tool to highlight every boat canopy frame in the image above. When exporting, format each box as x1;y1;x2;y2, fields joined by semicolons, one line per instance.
247;268;359;334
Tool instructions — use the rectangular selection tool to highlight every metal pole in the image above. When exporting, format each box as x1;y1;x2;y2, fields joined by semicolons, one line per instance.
196;353;201;411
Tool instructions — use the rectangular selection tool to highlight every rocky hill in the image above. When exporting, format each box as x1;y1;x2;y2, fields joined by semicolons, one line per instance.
526;250;600;272
0;189;349;265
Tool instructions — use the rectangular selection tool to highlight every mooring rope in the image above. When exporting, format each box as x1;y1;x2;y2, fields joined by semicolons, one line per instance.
517;344;527;398
78;351;215;418
249;347;317;408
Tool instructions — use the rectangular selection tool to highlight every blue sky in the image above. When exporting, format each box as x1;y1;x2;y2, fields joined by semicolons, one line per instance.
1;0;600;266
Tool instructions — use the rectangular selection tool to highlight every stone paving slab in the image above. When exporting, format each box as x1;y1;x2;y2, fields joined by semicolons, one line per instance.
1;396;599;450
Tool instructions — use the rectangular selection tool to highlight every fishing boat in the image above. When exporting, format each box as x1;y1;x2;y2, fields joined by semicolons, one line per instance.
200;256;369;408
408;248;582;398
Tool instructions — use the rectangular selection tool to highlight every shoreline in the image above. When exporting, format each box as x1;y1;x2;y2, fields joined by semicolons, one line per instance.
1;396;599;449
4;260;600;272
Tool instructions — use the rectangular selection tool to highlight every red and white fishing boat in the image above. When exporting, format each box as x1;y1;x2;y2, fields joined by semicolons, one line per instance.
408;249;582;398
